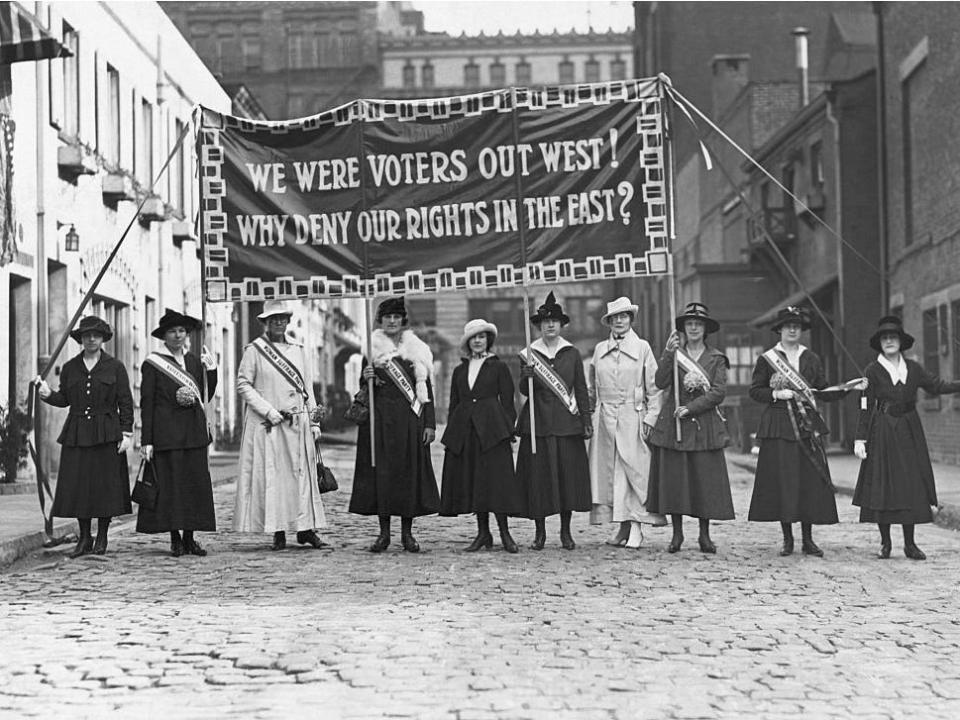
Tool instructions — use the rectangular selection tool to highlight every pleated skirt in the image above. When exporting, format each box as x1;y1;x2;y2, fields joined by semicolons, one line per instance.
515;434;591;518
52;443;131;519
136;447;216;533
647;446;734;520
440;429;526;516
748;438;838;524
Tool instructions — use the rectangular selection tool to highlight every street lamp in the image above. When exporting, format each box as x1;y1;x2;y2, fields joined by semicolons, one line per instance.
57;221;79;252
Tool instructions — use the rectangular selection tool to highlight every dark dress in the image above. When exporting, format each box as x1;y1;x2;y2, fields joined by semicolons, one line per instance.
853;359;960;524
747;348;844;524
42;352;133;519
349;358;441;518
440;356;525;516
646;346;734;520
136;353;217;533
515;342;591;517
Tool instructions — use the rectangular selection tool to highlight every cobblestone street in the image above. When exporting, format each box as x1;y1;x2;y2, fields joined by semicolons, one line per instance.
4;444;960;719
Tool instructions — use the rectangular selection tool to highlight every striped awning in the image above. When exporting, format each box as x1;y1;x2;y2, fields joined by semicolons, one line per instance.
0;2;71;65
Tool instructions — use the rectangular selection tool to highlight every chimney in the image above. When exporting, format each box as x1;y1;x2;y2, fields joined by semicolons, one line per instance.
710;54;750;116
791;27;810;107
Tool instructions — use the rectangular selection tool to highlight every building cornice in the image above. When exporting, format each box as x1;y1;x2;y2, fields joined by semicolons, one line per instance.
380;28;632;51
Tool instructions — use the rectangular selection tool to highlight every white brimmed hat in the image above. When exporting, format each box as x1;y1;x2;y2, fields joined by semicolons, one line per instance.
601;297;639;324
459;319;498;356
258;299;294;320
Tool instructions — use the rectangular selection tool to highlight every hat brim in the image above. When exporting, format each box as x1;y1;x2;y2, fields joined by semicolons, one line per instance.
258;310;294;320
70;327;112;343
869;329;915;353
531;313;570;326
459;324;498;355
151;316;200;338
770;317;812;333
602;306;638;324
675;315;719;334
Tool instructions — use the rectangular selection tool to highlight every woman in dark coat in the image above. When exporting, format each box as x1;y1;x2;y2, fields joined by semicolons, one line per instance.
440;319;523;553
748;306;860;557
37;316;133;557
516;292;592;551
138;309;218;557
647;303;733;553
853;316;960;560
350;296;440;553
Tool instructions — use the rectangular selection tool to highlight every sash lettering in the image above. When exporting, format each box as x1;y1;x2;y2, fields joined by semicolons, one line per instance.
145;353;204;408
762;349;817;408
381;357;423;417
676;350;711;388
518;348;579;415
252;336;309;402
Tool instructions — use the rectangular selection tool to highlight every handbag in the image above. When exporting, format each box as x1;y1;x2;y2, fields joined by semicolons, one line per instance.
343;389;369;424
316;446;338;493
131;459;159;510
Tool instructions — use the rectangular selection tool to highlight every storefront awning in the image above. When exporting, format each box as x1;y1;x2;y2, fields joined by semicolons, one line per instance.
0;2;72;65
748;274;838;328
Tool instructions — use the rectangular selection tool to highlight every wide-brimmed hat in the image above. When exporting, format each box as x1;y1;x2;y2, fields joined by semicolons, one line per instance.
258;299;294;321
601;297;639;325
459;319;498;356
531;291;570;326
770;305;811;333
869;315;915;353
376;296;407;323
70;316;113;343
675;302;719;334
151;308;201;339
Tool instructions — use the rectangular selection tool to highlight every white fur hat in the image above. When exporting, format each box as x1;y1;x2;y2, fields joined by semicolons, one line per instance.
459;319;498;356
258;299;294;320
601;296;639;324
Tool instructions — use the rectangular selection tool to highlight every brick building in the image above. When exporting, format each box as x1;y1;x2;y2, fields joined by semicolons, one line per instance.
879;3;960;464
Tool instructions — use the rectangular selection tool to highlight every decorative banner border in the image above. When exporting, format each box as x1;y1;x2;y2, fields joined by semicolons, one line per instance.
201;79;670;302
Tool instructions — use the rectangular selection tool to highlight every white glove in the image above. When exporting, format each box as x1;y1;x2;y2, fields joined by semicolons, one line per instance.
773;389;795;401
266;409;284;426
117;433;133;454
852;377;869;391
200;345;216;371
310;425;322;442
141;444;154;461
854;440;867;460
35;376;51;399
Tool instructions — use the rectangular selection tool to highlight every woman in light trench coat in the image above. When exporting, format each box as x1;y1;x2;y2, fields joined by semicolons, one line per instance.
588;297;665;549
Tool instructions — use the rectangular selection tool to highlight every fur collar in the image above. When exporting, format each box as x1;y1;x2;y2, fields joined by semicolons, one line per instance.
370;328;434;403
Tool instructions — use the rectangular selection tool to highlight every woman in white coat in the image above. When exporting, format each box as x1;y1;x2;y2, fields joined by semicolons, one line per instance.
234;300;328;551
588;297;664;548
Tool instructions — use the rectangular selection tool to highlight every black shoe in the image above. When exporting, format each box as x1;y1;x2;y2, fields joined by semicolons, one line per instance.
465;532;493;552
667;534;683;554
878;542;891;559
272;531;287;551
370;534;390;553
904;544;926;561
698;536;716;554
170;537;184;558
401;532;420;553
183;538;207;557
530;529;546;551
69;536;93;559
92;535;108;556
499;529;519;554
780;537;794;556
559;531;576;551
801;539;824;557
296;530;327;549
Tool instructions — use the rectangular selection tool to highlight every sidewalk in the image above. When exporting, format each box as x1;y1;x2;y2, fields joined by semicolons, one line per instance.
729;450;960;532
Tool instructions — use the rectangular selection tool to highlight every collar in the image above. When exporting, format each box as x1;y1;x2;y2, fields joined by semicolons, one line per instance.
600;329;643;360
531;336;572;359
877;353;908;385
774;342;807;369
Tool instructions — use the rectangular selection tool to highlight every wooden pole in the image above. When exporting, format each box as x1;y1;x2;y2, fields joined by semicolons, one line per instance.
663;82;682;442
522;288;537;454
365;296;376;467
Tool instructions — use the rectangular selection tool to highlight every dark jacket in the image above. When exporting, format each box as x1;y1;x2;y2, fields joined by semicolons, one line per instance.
517;344;591;437
42;352;133;447
441;356;516;455
140;352;217;451
648;346;730;451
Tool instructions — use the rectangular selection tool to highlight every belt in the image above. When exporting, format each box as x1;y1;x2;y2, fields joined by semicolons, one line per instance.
878;401;915;417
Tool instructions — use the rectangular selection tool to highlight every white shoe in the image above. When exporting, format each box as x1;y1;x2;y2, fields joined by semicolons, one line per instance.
625;521;644;549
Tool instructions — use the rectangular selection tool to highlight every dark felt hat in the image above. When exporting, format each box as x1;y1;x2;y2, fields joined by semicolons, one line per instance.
375;296;407;323
869;315;915;353
531;291;570;326
675;302;719;334
70;316;113;343
151;308;201;339
770;305;812;333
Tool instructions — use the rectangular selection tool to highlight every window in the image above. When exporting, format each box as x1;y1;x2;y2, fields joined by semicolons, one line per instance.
422;62;434;89
139;100;153;186
610;57;626;81
62;22;80;137
105;65;120;166
782;163;795;207
316;33;334;66
288;32;304;69
516;60;531;85
490;62;505;87
759;180;771;210
287;93;306;118
464;62;479;88
402;62;416;88
810;141;824;186
173;119;185;212
723;334;764;386
469;299;526;337
901;59;926;246
558;59;574;84
90;296;130;367
953;300;960;380
585;58;600;83
405;299;436;328
922;307;940;405
242;36;261;71
340;31;359;65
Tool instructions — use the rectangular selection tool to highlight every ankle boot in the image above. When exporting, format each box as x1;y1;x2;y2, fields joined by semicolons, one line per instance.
495;514;518;553
93;518;110;555
272;531;287;551
465;513;493;551
182;531;207;556
531;518;546;550
903;524;925;560
559;511;575;550
667;514;683;553
780;523;794;556
697;519;716;554
400;517;420;553
877;523;891;559
801;523;823;557
296;529;327;548
625;521;643;550
69;519;93;559
170;531;183;557
370;515;391;553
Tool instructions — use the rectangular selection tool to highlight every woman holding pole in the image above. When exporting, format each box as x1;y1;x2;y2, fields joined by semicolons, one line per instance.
646;302;734;553
349;296;439;553
515;292;592;551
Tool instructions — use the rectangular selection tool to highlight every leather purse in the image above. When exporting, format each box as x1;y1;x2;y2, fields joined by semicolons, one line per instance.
343;389;369;424
131;459;159;510
316;446;338;493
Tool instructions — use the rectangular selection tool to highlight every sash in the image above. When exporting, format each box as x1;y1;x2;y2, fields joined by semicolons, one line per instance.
252;336;309;402
144;353;203;407
518;348;579;415
676;350;711;388
382;357;422;417
762;349;817;408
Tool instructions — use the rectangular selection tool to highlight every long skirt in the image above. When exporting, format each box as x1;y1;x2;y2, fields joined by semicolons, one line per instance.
515;434;590;518
440;429;525;516
136;447;216;533
647;446;734;520
52;443;131;519
748;438;837;524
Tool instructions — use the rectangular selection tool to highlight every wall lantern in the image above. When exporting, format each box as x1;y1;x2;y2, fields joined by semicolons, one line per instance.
57;221;79;252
